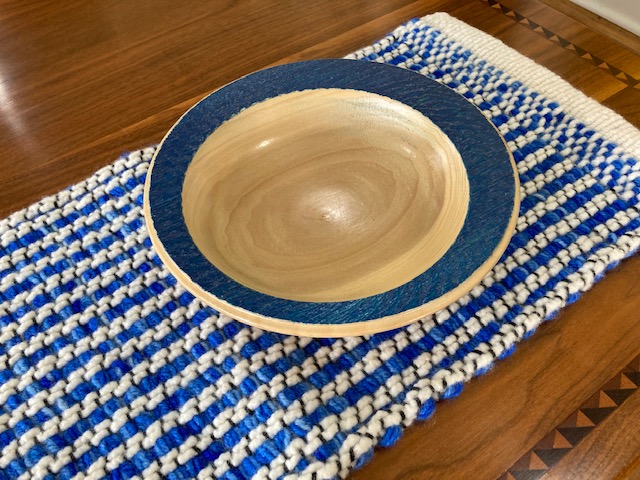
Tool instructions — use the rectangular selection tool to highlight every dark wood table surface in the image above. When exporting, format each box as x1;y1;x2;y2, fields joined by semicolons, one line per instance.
2;1;639;478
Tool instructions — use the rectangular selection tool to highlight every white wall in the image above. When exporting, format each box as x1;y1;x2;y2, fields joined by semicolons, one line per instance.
570;0;640;37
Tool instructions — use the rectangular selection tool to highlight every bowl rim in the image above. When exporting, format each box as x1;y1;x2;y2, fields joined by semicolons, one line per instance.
143;59;520;337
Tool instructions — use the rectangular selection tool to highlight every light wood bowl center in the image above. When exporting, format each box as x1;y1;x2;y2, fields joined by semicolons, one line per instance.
182;88;469;302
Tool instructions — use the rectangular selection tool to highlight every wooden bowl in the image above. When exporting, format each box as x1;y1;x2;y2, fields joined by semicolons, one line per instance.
144;59;519;337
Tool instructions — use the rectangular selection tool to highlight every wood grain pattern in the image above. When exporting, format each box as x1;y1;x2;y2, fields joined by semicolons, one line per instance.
499;355;640;479
604;87;640;127
0;0;419;218
618;454;640;480
544;371;640;479
443;2;626;104
1;0;640;477
183;88;468;302
538;0;640;55
146;58;518;337
483;0;640;89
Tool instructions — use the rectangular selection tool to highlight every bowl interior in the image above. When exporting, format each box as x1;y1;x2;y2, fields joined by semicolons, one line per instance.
182;88;469;302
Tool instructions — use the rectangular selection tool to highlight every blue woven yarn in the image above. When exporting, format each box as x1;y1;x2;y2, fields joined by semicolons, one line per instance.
0;15;639;480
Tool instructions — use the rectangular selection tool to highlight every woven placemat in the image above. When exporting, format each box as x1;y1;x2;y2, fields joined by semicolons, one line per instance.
1;12;639;480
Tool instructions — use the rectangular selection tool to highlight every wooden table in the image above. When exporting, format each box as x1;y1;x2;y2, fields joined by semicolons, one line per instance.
2;1;639;478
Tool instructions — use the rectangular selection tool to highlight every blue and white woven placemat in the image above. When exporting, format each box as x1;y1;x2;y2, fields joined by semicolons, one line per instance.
1;13;639;480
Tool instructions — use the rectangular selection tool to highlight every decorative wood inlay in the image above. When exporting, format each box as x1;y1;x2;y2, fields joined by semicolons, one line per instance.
482;0;640;89
498;354;640;480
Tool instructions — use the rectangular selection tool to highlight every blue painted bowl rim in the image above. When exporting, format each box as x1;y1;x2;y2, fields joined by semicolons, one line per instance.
144;59;519;336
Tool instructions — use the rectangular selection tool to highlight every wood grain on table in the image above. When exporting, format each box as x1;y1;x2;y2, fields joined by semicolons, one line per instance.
1;1;639;478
